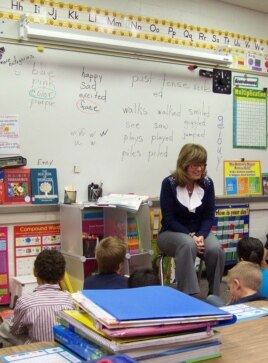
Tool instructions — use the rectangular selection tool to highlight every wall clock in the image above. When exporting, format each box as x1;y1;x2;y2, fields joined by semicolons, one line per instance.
213;69;232;94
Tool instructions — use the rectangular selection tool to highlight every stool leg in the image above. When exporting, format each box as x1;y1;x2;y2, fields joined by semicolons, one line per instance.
159;255;165;286
197;259;204;283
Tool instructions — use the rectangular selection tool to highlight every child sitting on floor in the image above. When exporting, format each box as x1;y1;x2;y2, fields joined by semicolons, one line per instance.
236;236;268;297
83;236;128;289
207;261;267;307
0;249;75;347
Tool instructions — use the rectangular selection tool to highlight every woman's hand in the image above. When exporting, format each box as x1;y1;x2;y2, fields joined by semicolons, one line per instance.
193;235;205;254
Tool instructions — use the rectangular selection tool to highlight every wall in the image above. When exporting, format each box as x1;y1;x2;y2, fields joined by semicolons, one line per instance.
1;43;268;200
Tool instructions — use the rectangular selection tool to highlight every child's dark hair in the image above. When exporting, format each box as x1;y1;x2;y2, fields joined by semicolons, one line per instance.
237;237;264;266
34;249;66;283
128;267;160;288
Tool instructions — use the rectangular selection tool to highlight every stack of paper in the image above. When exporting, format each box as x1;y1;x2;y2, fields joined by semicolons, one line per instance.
55;286;236;362
96;194;149;212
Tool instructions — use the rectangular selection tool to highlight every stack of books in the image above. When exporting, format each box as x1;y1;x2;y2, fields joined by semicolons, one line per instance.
54;286;236;362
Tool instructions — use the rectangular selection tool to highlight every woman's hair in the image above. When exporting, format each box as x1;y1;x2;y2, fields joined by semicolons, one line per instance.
236;236;264;266
171;143;207;186
96;236;126;273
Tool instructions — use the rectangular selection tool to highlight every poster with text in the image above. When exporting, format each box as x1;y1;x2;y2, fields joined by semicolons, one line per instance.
0;114;20;154
212;204;249;265
0;226;10;305
224;160;261;195
14;223;61;275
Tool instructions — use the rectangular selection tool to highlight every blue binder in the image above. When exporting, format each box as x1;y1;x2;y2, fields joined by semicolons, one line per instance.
81;286;236;323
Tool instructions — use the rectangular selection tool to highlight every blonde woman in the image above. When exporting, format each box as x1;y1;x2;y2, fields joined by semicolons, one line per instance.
157;143;224;296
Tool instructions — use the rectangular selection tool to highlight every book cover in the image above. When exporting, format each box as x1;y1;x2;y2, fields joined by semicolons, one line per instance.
0;345;83;363
262;173;268;195
127;216;140;255
4;168;31;204
31;168;59;204
0;170;5;204
53;325;109;360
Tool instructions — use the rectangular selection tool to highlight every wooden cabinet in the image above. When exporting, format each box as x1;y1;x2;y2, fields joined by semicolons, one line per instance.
60;203;152;291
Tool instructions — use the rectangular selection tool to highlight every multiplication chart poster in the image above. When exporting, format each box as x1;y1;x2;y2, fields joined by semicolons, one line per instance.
14;223;61;275
233;88;267;149
0;227;10;305
212;204;249;265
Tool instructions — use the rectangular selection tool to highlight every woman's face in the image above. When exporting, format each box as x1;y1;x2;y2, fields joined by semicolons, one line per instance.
186;163;206;181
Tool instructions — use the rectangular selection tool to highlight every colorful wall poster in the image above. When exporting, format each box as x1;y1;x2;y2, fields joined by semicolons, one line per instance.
224;160;262;195
233;88;267;149
212;204;249;265
0;227;10;305
0;114;20;154
14;223;61;275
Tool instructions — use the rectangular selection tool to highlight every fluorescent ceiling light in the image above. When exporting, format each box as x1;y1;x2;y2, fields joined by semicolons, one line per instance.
19;20;232;67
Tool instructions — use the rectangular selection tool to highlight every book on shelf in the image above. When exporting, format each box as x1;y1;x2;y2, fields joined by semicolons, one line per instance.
31;168;59;204
127;216;140;255
0;170;5;204
3;168;31;204
72;286;236;330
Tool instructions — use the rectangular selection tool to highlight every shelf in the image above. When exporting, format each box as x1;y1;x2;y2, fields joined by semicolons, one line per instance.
0;204;59;214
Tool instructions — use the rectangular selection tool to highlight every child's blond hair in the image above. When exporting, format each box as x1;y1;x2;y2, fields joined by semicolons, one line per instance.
96;236;126;273
227;261;262;292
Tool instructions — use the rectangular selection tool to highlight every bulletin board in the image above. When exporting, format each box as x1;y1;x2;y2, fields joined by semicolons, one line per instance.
1;43;268;200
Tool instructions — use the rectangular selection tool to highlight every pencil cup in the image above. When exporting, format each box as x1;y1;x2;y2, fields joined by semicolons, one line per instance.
88;187;102;202
64;190;77;204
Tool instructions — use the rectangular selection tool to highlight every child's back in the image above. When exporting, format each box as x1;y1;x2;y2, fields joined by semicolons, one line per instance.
0;249;75;346
84;236;128;290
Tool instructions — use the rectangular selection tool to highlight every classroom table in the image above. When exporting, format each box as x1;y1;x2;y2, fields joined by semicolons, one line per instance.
0;302;268;363
210;300;268;362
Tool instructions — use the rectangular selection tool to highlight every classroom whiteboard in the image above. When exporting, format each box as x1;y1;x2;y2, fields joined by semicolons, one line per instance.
0;43;267;201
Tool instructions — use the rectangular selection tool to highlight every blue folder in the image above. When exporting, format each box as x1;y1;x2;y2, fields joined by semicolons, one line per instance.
81;286;236;323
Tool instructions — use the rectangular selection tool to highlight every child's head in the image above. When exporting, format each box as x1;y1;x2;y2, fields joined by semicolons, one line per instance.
128;267;160;288
96;236;126;274
34;249;66;284
237;236;264;266
226;261;262;303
